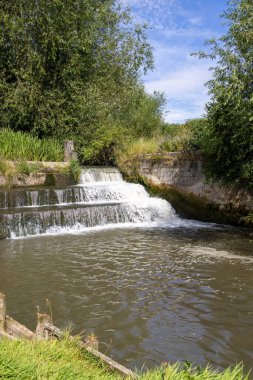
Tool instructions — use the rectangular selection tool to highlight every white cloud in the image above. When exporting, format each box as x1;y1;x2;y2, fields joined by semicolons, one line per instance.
146;62;210;96
162;26;214;39
189;17;203;26
140;25;214;122
120;0;218;123
121;0;176;10
145;61;212;122
165;109;204;123
120;0;178;29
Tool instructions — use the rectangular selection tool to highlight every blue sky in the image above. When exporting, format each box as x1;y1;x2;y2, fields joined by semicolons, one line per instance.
121;0;228;123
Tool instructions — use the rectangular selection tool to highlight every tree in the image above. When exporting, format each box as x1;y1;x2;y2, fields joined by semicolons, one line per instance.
195;0;253;189
0;0;160;163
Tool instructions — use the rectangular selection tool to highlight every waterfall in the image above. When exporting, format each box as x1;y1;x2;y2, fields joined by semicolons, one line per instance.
0;167;179;238
80;166;123;183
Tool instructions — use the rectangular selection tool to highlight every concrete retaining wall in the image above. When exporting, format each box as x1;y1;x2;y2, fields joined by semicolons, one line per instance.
0;161;74;188
121;152;253;226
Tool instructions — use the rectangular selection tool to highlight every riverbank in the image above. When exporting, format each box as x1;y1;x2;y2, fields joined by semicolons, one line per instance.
0;338;248;379
1;292;248;380
0;160;80;188
117;152;253;227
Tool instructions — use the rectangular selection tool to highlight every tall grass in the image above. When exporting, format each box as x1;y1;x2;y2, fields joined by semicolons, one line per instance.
115;137;160;168
141;363;249;380
123;137;160;157
0;337;249;380
0;336;120;380
115;119;209;164
0;129;63;161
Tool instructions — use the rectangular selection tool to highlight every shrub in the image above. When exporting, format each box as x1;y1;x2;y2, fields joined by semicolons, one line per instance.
69;160;81;182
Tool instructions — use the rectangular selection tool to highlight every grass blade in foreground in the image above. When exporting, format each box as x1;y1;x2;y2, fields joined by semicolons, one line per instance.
0;338;250;379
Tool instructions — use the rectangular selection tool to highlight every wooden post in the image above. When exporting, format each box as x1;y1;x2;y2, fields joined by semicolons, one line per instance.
64;140;77;162
0;293;6;331
44;322;137;378
36;313;51;340
5;316;34;339
85;333;99;351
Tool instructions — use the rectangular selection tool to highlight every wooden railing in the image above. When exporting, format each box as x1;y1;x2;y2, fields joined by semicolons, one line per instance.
0;292;136;378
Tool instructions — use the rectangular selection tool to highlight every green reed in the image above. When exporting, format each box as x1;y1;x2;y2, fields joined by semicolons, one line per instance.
0;129;63;161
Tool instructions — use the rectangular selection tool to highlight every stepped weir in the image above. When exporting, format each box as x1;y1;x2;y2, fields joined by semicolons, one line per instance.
0;167;178;239
1;168;253;372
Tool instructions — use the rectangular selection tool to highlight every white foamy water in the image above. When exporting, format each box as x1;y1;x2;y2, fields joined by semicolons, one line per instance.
80;166;123;183
184;246;253;263
1;166;201;239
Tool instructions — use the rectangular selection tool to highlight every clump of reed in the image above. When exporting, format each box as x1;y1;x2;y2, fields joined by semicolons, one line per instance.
0;160;14;177
0;129;63;161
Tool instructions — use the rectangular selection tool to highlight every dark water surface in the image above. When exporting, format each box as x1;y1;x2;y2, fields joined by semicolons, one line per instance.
0;226;253;371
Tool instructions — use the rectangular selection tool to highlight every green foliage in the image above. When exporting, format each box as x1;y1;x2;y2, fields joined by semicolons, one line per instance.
0;0;164;164
0;337;120;380
115;137;160;167
116;118;209;162
183;118;210;150
0;160;9;176
240;212;253;226
0;129;63;161
16;161;43;176
16;161;32;176
193;0;253;189
142;363;249;380
69;159;81;182
78;86;167;164
161;118;209;152
160;124;191;152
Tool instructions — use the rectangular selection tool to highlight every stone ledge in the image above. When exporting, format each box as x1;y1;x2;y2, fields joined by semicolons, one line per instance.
119;153;253;226
0;161;75;188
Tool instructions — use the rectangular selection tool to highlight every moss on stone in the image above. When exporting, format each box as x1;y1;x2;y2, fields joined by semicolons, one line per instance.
147;182;253;227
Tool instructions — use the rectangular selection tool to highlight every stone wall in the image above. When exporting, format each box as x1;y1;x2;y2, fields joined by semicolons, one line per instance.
121;152;253;226
0;161;74;188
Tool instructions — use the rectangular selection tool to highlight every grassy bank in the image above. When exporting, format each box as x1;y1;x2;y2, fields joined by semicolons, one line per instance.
0;159;81;188
0;129;63;162
0;337;249;379
115;119;207;167
0;129;83;185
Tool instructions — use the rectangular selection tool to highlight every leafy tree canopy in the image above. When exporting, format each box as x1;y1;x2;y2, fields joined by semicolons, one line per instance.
0;0;165;163
194;0;253;189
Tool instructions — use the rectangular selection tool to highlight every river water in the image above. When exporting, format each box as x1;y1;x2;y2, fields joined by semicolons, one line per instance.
0;168;252;372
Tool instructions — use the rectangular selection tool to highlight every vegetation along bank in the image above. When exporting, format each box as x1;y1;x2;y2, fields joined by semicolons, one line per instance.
0;0;253;376
1;0;252;196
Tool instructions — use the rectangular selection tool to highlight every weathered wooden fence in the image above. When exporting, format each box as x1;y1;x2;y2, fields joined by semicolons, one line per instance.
0;293;136;378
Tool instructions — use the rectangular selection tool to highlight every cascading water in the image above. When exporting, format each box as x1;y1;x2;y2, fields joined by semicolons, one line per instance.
0;167;180;238
80;166;123;183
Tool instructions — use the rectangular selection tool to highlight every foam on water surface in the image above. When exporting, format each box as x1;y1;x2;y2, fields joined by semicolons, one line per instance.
0;166;205;239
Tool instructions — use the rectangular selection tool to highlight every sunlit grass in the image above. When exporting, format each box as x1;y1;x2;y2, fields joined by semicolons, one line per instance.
123;137;160;157
115;119;208;164
0;336;121;380
140;363;249;380
0;337;250;379
0;129;63;161
115;130;192;165
115;137;160;169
